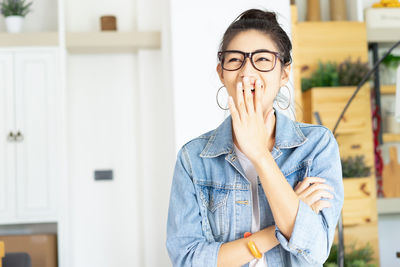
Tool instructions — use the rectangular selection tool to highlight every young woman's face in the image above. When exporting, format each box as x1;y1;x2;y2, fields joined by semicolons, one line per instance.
217;29;290;114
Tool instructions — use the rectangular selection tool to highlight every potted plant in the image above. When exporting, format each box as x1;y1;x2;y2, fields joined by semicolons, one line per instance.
381;53;400;85
301;58;371;132
0;0;33;33
301;61;339;92
324;242;376;267
301;58;370;92
341;155;372;178
337;58;370;87
341;156;375;226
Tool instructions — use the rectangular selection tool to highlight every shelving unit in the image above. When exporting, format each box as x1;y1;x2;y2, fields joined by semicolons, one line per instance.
367;28;400;43
377;197;400;215
381;84;396;95
383;133;400;142
0;32;59;47
380;85;399;143
291;4;381;262
366;7;400;146
0;31;161;52
66;31;161;53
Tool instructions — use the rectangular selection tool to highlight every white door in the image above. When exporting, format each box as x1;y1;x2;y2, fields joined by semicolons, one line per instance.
0;53;16;222
14;50;58;221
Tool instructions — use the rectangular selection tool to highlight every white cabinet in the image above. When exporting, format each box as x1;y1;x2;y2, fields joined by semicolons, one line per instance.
0;53;16;222
0;49;59;224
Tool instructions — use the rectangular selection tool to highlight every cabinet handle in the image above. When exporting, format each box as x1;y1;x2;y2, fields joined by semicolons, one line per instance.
7;132;15;142
15;131;24;142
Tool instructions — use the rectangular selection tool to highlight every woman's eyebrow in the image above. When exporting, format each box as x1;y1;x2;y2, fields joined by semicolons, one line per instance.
253;48;275;53
224;48;277;53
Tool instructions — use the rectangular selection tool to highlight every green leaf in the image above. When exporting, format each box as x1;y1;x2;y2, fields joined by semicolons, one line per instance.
324;242;376;267
341;155;371;178
0;0;33;17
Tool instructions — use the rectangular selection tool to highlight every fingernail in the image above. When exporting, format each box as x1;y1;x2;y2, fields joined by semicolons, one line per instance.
228;96;233;103
237;82;243;89
256;80;261;86
243;76;249;83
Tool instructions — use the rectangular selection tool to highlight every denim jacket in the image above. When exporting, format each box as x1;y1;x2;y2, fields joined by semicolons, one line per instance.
166;109;344;267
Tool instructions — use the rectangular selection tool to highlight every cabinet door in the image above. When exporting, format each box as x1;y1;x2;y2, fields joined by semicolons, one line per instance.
14;50;58;220
0;53;16;222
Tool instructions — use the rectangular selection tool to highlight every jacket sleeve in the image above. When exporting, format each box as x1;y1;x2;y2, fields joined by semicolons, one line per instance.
166;146;222;267
274;129;344;265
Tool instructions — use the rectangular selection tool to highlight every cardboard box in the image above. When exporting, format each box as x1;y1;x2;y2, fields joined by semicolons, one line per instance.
0;234;57;267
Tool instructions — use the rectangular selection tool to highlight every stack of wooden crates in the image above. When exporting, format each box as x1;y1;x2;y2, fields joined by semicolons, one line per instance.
291;5;380;264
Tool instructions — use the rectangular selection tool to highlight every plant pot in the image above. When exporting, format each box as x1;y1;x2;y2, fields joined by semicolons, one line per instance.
343;176;377;226
380;65;399;85
302;85;371;133
5;16;24;33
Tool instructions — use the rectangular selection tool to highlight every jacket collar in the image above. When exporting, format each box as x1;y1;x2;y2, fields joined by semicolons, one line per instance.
199;108;307;159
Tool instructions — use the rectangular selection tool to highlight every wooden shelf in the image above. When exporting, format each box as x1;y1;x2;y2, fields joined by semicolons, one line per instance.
367;28;400;43
66;31;161;53
377;197;400;215
381;85;396;95
383;133;400;142
0;32;58;47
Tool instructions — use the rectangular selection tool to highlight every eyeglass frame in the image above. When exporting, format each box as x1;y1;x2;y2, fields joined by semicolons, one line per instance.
217;49;285;72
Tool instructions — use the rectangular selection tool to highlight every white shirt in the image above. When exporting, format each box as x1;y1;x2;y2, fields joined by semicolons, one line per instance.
233;144;268;267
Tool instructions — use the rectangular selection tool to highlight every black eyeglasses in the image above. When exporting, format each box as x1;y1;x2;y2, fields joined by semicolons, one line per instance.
218;49;284;72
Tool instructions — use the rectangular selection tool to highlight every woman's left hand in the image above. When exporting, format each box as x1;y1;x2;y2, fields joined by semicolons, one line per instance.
228;76;275;163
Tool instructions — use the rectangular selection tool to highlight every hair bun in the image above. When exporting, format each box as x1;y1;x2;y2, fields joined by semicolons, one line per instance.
219;8;292;66
237;9;278;24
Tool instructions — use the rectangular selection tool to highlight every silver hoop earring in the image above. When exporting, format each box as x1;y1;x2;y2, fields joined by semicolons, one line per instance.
216;85;229;110
277;84;291;110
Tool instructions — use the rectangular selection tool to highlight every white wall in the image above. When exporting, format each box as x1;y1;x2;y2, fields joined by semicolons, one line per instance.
136;1;174;266
65;0;136;31
67;53;141;267
170;0;291;152
65;0;173;266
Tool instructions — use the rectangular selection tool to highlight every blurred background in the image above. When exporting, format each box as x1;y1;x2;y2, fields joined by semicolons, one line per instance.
0;0;399;266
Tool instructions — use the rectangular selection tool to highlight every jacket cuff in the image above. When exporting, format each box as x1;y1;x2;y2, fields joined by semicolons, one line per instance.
274;199;319;258
193;241;223;267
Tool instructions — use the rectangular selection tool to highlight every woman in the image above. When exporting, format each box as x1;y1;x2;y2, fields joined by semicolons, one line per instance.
166;9;344;267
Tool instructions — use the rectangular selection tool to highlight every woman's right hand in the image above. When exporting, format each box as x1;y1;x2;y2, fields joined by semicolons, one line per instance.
294;177;334;214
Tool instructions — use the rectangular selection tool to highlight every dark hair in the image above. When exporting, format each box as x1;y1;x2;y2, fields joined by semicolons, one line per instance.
219;9;292;67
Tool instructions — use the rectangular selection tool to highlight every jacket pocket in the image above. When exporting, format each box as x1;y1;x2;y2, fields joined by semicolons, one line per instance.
196;182;229;241
283;159;311;188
